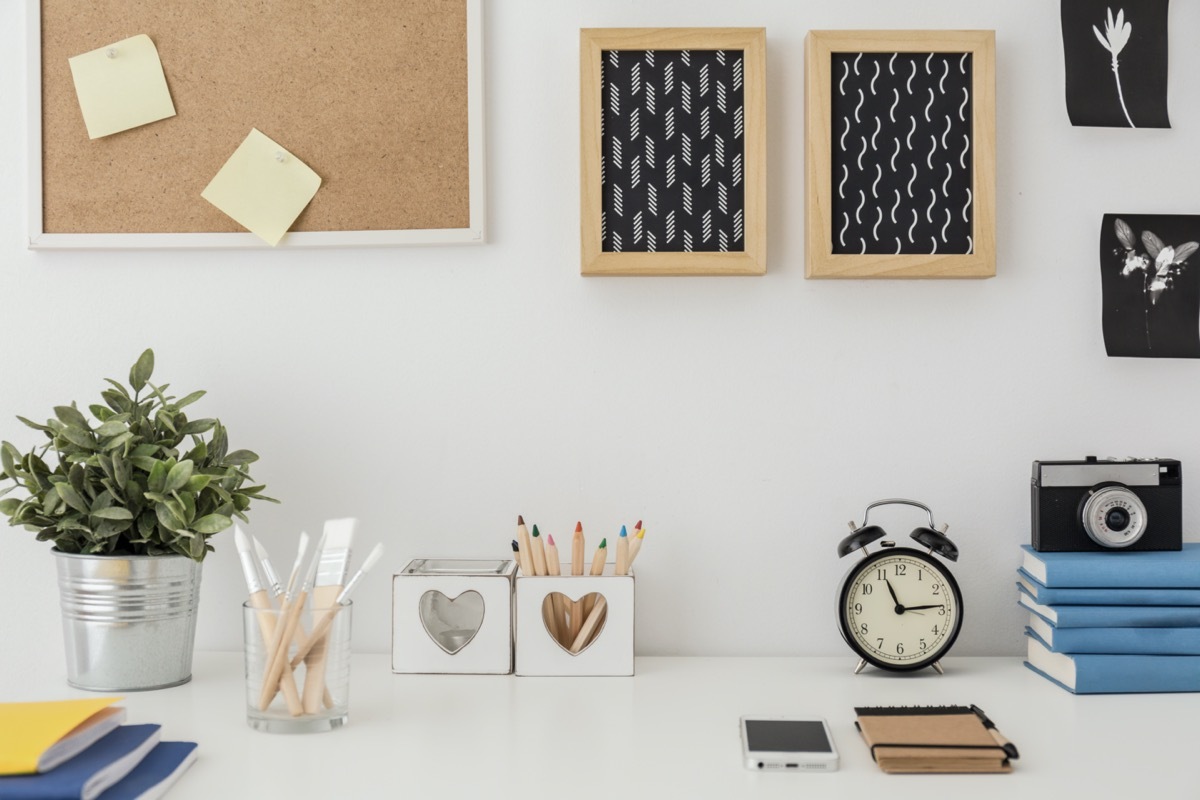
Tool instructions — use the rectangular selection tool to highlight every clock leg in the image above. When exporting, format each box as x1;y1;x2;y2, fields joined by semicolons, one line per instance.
931;661;944;675
853;658;868;675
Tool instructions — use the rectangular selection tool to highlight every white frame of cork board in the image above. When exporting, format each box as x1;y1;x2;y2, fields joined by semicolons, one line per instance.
25;0;486;249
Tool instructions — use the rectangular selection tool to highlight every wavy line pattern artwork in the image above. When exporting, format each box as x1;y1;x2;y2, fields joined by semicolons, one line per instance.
831;52;973;255
601;50;745;253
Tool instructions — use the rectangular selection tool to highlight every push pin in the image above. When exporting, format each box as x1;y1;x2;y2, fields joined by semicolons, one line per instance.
275;151;286;163
106;48;117;59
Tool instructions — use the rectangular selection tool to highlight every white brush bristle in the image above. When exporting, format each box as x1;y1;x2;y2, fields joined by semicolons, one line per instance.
321;518;358;549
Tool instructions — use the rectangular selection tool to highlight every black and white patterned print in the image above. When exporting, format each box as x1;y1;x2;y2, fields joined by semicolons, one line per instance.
601;49;746;254
831;52;973;255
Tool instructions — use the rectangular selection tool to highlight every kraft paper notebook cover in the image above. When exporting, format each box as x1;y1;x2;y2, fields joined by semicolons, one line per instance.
854;706;1017;774
0;724;160;800
0;698;125;775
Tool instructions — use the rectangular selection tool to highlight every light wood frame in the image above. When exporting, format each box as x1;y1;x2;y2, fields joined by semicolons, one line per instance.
26;0;485;249
805;30;995;278
580;28;767;276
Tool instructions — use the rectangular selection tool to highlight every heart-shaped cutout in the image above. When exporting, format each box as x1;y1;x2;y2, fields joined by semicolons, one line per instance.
419;590;485;655
542;592;607;656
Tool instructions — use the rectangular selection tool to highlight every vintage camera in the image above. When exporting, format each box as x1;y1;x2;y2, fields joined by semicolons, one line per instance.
1031;457;1182;552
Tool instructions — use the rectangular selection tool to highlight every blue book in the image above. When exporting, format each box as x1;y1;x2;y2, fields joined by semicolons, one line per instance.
1017;569;1200;606
1026;614;1200;655
1019;586;1200;627
1020;543;1200;588
95;742;196;800
1025;631;1200;693
0;725;159;800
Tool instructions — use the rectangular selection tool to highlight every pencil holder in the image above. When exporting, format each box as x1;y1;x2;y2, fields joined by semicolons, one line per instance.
392;559;517;674
514;566;635;676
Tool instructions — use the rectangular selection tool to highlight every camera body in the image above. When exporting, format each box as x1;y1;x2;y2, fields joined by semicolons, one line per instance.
1031;457;1182;552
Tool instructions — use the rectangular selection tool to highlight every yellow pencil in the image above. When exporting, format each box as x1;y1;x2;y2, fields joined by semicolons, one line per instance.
627;526;646;568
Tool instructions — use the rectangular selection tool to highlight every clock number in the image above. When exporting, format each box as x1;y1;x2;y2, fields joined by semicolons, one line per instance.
854;603;863;614
918;569;923;581
932;583;940;595
895;643;904;655
876;638;884;649
894;564;906;576
861;583;873;596
920;638;927;650
938;606;946;616
876;568;886;580
932;625;939;635
860;623;868;635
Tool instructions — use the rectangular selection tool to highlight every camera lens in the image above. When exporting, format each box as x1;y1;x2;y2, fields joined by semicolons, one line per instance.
1081;485;1147;548
1105;507;1131;532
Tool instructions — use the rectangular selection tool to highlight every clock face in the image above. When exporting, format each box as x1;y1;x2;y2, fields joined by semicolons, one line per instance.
837;548;963;671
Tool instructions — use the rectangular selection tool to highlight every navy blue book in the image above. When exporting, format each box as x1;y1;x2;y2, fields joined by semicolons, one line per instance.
1017;569;1200;606
0;725;160;800
1018;586;1200;627
1025;631;1200;693
1020;543;1200;588
95;742;196;800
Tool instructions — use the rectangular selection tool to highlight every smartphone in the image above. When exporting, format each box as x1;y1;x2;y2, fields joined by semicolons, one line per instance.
740;716;839;771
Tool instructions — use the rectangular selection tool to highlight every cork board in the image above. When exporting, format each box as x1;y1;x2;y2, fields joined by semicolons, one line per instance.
30;0;484;247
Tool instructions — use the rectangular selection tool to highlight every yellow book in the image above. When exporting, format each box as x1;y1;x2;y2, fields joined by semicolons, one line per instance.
0;697;125;775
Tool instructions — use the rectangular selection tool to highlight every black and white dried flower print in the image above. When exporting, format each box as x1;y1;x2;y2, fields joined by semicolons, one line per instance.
1093;7;1136;127
1113;217;1199;350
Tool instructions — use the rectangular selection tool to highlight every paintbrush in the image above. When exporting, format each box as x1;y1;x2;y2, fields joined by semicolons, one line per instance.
290;543;384;667
259;531;325;713
301;519;357;713
236;527;303;714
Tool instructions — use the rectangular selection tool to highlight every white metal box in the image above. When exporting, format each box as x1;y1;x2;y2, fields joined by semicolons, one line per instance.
392;559;516;674
514;565;634;676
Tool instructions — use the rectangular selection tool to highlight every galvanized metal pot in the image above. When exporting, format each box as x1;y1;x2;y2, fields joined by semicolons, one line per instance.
53;550;203;691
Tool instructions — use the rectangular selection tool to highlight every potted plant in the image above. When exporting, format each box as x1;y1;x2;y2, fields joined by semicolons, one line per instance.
0;349;276;690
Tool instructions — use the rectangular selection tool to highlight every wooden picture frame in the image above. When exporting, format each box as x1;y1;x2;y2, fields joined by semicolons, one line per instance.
805;30;995;278
27;0;485;249
580;28;766;276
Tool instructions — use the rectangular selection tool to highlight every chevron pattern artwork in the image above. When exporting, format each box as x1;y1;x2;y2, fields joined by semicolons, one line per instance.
831;52;974;255
601;49;746;254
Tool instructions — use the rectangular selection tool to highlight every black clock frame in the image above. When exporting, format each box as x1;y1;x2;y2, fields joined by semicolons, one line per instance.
836;546;964;673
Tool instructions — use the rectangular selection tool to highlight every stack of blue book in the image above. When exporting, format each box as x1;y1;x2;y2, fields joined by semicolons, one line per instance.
1019;544;1200;693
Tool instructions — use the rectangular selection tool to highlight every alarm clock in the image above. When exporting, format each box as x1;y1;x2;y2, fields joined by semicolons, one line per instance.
835;499;963;674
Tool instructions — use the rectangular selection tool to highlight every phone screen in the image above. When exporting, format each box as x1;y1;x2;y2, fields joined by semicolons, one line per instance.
744;720;833;753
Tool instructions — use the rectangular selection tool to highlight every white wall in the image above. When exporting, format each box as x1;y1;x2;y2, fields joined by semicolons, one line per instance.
3;0;1200;662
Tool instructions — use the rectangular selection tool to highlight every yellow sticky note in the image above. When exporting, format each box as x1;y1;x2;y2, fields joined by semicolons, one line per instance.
68;34;176;139
201;129;322;246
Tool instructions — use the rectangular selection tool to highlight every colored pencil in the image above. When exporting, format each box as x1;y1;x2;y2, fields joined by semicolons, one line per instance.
545;534;562;577
589;538;608;576
627;526;646;568
530;524;549;576
571;596;608;654
515;515;534;575
615;525;630;575
571;522;584;576
545;534;569;646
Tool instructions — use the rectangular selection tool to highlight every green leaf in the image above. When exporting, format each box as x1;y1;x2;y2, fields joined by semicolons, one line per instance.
223;450;259;466
129;349;155;393
163;460;194;493
155;502;185;533
89;405;113;422
102;431;135;452
0;498;20;517
54;484;90;515
95;417;130;437
172;390;206;410
101;390;131;414
147;460;168;493
58;427;95;450
68;463;86;496
138;511;156;538
178;418;216;436
185;474;212;493
113;456;130;491
16;416;52;433
188;531;206;560
0;442;18;479
130;456;160;473
90;507;134;521
191;514;232;535
54;405;90;430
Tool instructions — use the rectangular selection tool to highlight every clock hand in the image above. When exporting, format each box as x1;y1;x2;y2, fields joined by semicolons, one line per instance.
884;578;905;614
904;604;945;611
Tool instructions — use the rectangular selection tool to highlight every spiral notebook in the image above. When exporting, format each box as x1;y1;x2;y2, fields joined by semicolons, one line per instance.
853;705;1019;774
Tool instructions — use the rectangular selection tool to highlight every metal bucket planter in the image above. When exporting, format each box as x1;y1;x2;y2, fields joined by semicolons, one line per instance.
54;550;203;691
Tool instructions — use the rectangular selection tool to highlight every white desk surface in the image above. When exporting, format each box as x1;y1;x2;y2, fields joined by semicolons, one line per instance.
5;653;1195;799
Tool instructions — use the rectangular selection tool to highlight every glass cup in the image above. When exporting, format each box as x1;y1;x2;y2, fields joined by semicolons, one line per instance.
243;601;352;733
